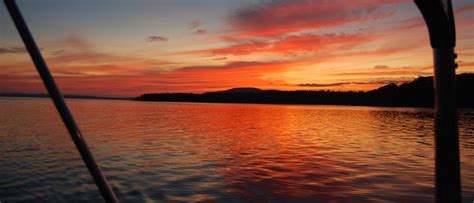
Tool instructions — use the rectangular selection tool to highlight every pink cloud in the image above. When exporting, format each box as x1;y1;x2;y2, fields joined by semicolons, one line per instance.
456;4;474;14
227;0;406;38
63;35;91;49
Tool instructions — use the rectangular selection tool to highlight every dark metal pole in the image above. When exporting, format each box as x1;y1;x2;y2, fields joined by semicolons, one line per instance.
3;0;119;202
433;47;461;202
414;0;461;202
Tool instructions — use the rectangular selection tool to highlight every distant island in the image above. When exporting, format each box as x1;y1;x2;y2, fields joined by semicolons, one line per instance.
136;73;474;108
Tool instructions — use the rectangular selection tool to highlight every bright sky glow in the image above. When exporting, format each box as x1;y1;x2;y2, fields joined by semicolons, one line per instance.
1;0;473;96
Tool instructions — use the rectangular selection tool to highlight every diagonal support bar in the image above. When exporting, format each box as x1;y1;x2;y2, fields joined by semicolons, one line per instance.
3;0;119;202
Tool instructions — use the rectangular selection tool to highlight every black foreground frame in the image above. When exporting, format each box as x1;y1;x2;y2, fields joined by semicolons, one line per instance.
4;0;461;202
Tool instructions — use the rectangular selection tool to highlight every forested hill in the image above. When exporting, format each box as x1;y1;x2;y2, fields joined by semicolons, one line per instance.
136;73;474;108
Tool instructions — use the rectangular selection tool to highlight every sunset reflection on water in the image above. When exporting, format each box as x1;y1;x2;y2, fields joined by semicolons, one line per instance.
0;98;472;202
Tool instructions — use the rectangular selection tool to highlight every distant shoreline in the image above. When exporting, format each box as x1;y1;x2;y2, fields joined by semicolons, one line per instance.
1;94;472;109
0;95;436;110
0;93;132;101
2;74;473;108
136;74;474;108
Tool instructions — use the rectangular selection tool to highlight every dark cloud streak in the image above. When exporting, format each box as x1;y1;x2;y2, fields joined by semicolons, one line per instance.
0;47;26;54
298;82;351;87
297;80;406;87
147;36;168;42
193;29;207;35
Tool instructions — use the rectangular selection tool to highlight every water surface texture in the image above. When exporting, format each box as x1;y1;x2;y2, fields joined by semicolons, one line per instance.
0;97;473;202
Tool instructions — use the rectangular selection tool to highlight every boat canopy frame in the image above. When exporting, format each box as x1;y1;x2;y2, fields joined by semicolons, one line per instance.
3;0;462;202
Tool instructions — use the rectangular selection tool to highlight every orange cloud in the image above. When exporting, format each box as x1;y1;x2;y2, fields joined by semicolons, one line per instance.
459;61;474;68
207;33;372;56
182;33;375;58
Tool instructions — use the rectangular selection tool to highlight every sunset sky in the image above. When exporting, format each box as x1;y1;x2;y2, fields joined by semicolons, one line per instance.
0;0;473;97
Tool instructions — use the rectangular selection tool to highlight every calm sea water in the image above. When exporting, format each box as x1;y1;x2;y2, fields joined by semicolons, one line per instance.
0;97;473;202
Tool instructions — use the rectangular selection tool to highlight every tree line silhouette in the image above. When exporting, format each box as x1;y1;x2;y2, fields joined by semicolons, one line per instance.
137;73;473;108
